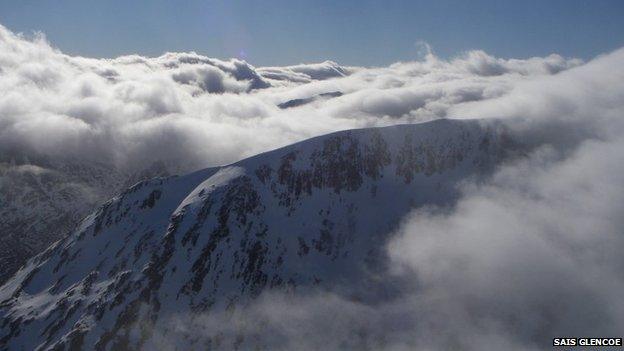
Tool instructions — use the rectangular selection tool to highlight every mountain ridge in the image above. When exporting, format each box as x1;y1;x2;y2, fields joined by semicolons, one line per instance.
0;118;519;350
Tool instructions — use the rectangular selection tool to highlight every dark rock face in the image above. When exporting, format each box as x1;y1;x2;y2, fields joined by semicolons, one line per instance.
272;130;391;204
0;119;520;350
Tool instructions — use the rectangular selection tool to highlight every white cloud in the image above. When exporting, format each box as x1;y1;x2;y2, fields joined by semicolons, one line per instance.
387;138;624;349
0;24;587;174
381;48;624;349
258;60;353;83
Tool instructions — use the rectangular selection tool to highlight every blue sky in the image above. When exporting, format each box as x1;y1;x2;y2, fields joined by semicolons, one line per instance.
0;0;622;66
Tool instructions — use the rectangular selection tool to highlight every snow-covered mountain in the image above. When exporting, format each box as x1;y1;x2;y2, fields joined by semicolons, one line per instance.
0;118;520;350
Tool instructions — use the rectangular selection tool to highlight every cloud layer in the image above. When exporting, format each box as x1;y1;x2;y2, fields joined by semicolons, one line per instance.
0;24;583;173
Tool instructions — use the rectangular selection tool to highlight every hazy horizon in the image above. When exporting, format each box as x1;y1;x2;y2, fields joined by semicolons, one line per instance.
1;0;623;66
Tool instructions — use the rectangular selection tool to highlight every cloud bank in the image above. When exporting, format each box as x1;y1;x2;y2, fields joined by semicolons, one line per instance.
0;24;584;173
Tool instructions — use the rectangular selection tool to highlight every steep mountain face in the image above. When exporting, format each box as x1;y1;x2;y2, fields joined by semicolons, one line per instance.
0;119;519;350
0;159;175;284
